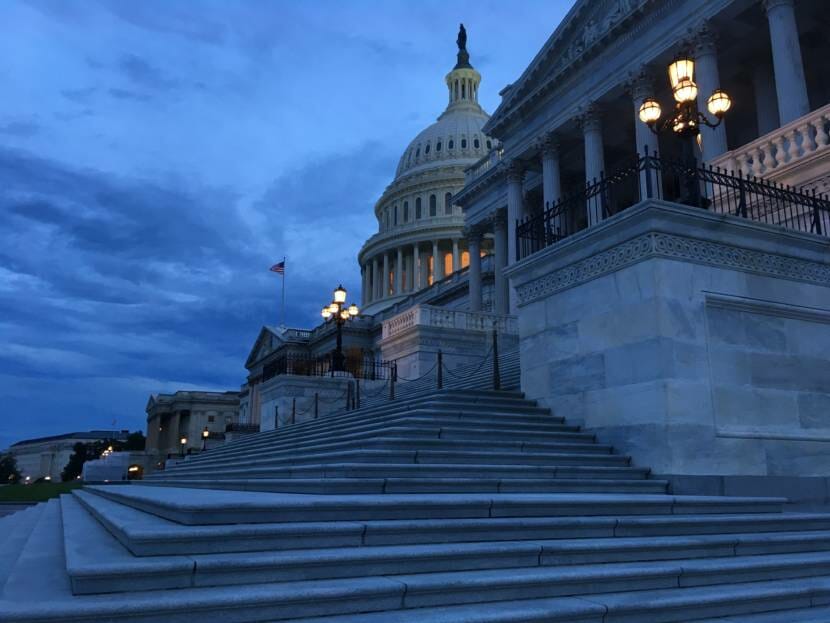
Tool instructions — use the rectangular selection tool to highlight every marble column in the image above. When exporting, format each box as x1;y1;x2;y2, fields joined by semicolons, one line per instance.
466;227;483;312
631;69;661;196
541;133;562;210
506;161;524;266
694;26;728;161
753;62;780;136
395;247;403;294
382;252;390;299
412;243;421;290
764;0;809;125
361;266;367;306
371;257;379;302
451;239;460;273
581;103;605;226
432;240;444;281
492;211;509;315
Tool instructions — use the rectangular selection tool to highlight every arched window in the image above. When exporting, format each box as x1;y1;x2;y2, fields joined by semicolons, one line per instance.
461;250;470;268
393;204;398;226
425;143;430;154
462;82;466;98
486;140;492;149
461;138;467;149
436;141;442;152
429;194;437;217
415;147;420;158
444;192;453;215
403;201;409;222
448;139;454;150
473;137;480;149
415;197;422;219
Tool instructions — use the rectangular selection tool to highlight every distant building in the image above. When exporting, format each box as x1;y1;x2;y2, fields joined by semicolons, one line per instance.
8;430;130;482
145;390;240;465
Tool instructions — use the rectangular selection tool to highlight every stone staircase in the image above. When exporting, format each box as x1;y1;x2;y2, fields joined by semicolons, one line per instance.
3;372;830;620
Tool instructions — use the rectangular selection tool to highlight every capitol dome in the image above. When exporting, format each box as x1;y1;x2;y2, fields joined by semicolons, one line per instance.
358;25;496;315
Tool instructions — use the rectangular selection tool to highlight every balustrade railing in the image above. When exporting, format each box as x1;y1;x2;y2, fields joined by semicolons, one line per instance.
464;147;504;184
382;303;518;339
517;150;830;261
711;103;830;179
263;352;394;381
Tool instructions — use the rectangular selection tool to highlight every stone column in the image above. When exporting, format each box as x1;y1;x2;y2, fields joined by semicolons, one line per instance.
452;239;460;273
361;265;367;306
630;69;661;196
541;133;562;210
420;244;430;287
432;240;444;281
694;26;728;161
382;252;390;299
466;227;483;312
506;161;524;266
371;257;379;302
395;247;403;294
492;211;509;315
412;243;421;290
581;103;605;226
753;62;780;136
764;0;809;125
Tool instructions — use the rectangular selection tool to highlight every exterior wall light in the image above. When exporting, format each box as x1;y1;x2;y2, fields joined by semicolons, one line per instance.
707;89;732;117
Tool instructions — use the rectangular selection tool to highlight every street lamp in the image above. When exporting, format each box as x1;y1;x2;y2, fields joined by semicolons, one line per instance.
179;436;187;457
320;284;359;372
201;427;209;451
638;54;732;206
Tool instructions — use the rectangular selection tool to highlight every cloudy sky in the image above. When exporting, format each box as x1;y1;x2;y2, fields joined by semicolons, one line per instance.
0;0;569;449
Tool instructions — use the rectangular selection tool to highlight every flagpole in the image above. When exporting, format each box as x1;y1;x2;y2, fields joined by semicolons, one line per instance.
280;256;286;327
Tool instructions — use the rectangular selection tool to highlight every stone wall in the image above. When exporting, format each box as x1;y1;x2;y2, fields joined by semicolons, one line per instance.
507;199;830;477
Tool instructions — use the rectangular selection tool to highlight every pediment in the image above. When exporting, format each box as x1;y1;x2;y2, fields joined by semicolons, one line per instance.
244;326;283;369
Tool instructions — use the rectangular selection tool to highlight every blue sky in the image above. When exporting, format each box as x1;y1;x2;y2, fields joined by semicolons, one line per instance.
0;0;569;449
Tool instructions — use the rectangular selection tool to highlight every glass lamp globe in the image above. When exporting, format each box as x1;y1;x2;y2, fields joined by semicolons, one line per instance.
672;78;698;104
328;302;339;314
348;303;359;316
707;89;732;117
180;437;187;445
638;98;662;124
333;284;347;304
202;427;209;439
321;307;331;319
668;55;694;88
339;310;350;320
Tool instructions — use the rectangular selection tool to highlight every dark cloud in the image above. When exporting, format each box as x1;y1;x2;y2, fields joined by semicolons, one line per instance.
61;87;97;103
118;53;179;91
108;87;152;102
0;120;40;137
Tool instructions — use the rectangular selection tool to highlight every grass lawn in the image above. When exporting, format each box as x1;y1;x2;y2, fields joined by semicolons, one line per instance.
0;481;82;503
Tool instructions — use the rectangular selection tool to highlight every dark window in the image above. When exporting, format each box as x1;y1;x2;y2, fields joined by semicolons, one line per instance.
429;194;437;217
462;83;466;98
486;140;492;149
393;205;398;226
208;415;215;423
425;144;430;154
436;141;442;152
461;138;467;149
448;139;454;149
444;192;452;214
403;201;409;221
415;147;420;158
415;197;422;219
474;138;480;149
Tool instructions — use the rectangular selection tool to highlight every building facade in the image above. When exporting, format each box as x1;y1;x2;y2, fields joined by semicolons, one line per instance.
7;430;130;481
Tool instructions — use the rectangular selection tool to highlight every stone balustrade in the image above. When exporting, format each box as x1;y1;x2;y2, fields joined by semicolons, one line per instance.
382;303;517;339
464;147;504;184
711;103;830;178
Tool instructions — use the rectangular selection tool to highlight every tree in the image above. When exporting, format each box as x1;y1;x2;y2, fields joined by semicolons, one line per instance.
124;431;146;451
61;442;89;482
0;453;21;484
60;431;146;481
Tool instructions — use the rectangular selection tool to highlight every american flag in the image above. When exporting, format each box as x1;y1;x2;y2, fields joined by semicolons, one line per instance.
270;260;285;274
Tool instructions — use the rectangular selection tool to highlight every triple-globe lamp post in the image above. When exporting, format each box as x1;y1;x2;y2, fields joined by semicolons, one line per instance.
638;54;732;206
321;284;359;372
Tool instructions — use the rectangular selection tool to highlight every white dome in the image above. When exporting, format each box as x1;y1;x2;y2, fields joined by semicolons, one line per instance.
394;107;493;180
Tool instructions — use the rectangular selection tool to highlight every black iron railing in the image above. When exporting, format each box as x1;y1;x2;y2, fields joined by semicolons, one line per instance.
263;352;394;381
517;150;830;261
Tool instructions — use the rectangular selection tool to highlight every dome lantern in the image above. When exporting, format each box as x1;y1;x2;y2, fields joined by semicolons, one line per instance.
445;23;482;110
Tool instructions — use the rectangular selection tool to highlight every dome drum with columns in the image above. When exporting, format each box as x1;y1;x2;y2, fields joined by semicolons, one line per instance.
359;25;497;315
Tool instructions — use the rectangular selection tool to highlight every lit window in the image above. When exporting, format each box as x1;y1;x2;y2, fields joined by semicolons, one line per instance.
429;194;437;217
444;252;452;276
444;192;452;215
461;251;470;268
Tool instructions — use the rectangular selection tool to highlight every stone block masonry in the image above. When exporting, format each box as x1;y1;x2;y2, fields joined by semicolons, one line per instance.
506;199;830;478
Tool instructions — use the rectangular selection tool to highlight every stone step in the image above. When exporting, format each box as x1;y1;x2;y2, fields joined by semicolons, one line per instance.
693;605;830;622
0;505;45;591
60;492;830;597
74;489;830;558
139;477;669;495
152;462;649;483
85;485;785;526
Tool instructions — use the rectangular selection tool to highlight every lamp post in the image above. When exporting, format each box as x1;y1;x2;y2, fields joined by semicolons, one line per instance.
638;54;732;206
201;427;209;452
179;436;187;457
321;284;359;372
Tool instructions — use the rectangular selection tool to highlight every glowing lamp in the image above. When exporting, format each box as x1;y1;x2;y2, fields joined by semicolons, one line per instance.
340;310;350;320
672;77;698;104
707;89;732;117
328;302;339;314
321;306;331;319
333;284;347;304
638;98;662;124
668;55;694;88
348;303;359;316
180;437;187;445
202;427;209;439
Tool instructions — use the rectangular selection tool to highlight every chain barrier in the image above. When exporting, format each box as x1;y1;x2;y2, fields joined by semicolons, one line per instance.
395;360;438;383
441;344;494;380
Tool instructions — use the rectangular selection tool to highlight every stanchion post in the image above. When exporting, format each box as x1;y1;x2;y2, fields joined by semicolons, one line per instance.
314;392;319;419
389;363;397;400
492;325;501;391
355;379;360;410
346;381;352;411
291;398;296;424
437;350;443;390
